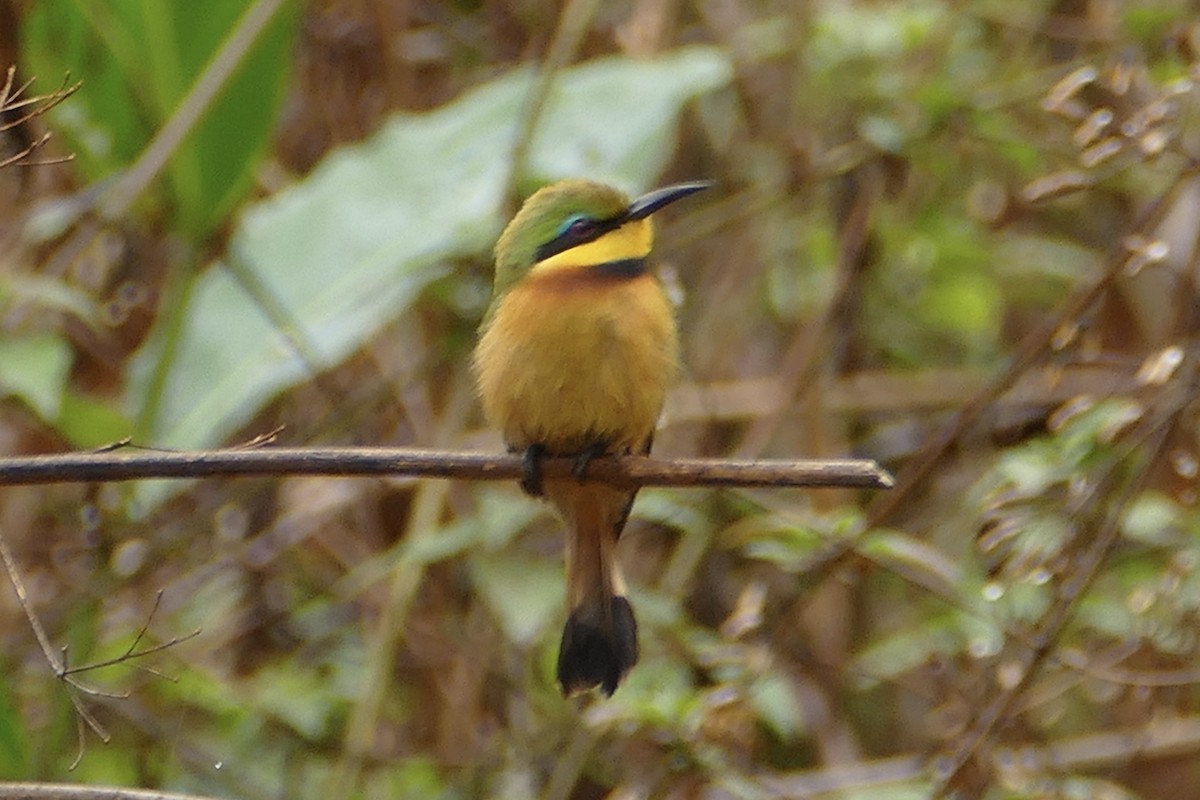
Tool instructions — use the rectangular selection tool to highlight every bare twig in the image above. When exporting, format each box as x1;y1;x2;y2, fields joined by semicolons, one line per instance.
62;592;201;680
0;784;231;800
0;524;69;678
0;445;894;490
0;526;200;769
0;522;113;762
0;67;81;129
0;130;76;170
0;66;81;169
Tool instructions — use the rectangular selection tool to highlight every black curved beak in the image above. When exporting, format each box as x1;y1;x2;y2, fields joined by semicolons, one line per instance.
624;181;712;221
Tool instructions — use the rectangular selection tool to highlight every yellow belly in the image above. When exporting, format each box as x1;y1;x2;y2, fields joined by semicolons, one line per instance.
473;273;678;454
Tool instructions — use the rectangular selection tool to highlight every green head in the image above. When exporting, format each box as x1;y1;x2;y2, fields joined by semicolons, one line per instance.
491;179;710;296
493;179;629;294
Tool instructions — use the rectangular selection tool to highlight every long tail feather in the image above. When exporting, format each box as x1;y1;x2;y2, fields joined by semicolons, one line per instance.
547;481;639;696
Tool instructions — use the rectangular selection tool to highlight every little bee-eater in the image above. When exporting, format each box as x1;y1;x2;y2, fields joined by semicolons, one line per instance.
473;178;709;695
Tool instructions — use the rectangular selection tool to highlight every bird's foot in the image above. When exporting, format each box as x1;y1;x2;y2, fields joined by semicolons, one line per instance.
572;441;609;482
520;444;546;497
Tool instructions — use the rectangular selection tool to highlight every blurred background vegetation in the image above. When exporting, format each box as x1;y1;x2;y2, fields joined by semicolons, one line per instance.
1;0;1200;798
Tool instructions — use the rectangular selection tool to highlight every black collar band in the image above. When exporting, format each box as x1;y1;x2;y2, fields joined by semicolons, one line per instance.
590;258;646;278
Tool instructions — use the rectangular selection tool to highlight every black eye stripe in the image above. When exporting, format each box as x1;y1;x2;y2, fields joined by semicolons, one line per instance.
567;218;594;237
534;214;623;263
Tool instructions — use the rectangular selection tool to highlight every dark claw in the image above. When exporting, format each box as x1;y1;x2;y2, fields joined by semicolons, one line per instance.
520;444;546;497
572;442;608;482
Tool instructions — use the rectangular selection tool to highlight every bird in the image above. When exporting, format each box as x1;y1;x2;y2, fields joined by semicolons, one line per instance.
472;178;709;695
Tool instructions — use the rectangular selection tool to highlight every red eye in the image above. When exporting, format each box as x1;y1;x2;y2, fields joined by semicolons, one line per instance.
565;216;595;238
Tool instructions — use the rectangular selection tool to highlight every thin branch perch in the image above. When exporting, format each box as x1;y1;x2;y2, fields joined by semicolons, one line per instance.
0;784;229;800
0;446;893;490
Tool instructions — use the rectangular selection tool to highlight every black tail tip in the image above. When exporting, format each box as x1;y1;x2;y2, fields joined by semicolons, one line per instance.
557;596;638;696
